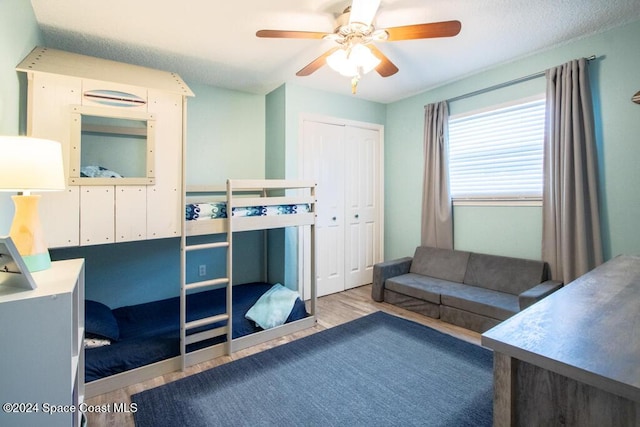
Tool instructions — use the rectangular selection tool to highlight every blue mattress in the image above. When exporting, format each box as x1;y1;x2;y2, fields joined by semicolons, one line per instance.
85;282;308;383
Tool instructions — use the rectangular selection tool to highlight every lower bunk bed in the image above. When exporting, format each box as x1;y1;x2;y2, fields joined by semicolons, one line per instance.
84;281;311;398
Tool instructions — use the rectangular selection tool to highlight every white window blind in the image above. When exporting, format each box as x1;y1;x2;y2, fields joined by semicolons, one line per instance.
448;97;545;200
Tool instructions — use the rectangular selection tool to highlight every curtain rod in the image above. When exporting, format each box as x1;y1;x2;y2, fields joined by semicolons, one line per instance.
446;55;597;104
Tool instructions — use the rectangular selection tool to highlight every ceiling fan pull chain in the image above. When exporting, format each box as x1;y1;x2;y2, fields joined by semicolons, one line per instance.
351;75;360;94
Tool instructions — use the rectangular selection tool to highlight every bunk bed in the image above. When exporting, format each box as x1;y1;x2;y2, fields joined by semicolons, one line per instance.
84;179;317;398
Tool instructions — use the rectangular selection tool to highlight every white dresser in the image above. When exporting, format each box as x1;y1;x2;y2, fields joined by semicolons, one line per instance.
0;258;85;427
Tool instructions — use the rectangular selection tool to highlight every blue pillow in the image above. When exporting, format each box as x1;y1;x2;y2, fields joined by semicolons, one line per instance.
245;284;300;330
85;300;120;341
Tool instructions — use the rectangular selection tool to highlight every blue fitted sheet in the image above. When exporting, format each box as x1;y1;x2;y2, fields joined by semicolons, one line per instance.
85;282;308;383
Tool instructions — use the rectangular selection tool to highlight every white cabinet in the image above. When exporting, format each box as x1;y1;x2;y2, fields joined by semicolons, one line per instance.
17;46;192;248
0;259;85;427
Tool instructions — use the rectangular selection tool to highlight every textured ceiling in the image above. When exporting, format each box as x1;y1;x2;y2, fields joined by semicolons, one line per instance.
29;0;640;104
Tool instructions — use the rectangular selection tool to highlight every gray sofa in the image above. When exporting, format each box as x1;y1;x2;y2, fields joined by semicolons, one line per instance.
372;246;562;332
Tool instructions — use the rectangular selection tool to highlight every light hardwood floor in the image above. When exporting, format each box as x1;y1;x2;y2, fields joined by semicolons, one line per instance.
84;285;482;427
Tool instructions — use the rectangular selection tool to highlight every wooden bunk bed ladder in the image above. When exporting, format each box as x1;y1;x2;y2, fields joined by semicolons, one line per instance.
180;220;232;370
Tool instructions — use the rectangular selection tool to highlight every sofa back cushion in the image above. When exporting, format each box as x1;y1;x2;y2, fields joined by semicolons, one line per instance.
463;253;547;295
410;246;470;283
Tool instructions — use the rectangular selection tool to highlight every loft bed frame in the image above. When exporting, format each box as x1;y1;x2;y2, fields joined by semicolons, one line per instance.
85;179;317;398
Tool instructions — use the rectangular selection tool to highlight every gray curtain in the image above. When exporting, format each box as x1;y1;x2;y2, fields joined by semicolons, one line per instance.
542;58;603;284
421;102;453;249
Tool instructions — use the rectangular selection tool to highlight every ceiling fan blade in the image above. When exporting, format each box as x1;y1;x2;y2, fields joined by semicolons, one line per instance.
256;29;327;39
296;47;341;76
349;0;381;26
369;45;399;77
384;20;462;41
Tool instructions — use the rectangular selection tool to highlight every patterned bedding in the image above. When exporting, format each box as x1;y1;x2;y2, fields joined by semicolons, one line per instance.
186;202;310;221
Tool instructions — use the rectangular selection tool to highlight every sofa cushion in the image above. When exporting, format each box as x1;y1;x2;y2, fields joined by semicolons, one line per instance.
383;289;440;319
409;246;471;283
440;283;520;320
385;273;460;304
440;305;502;333
463;252;546;295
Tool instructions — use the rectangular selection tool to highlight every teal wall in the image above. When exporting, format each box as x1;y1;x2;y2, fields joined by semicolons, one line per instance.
186;82;265;183
384;19;640;263
265;84;286;180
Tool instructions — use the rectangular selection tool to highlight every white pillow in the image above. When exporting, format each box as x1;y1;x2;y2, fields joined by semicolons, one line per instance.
245;284;300;330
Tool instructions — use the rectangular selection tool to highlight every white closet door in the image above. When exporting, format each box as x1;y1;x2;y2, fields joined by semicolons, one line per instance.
302;120;345;297
344;126;380;289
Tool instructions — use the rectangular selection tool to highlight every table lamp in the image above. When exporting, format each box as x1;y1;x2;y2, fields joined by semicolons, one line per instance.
0;136;65;272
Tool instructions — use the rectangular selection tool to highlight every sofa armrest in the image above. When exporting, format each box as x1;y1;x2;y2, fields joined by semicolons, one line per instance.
372;257;413;302
518;280;563;310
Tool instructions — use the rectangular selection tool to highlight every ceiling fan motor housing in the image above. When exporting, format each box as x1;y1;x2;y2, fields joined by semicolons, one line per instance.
333;8;386;46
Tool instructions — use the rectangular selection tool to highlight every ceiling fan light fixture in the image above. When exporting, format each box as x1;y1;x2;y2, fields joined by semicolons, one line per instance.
326;49;354;76
326;44;380;77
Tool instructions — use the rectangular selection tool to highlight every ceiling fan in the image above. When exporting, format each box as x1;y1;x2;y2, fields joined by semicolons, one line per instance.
256;0;461;93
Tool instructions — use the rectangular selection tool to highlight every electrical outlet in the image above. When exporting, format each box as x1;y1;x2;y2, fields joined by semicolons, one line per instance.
198;264;206;276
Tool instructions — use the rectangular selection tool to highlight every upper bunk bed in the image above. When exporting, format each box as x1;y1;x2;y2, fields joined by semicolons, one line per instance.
185;179;317;235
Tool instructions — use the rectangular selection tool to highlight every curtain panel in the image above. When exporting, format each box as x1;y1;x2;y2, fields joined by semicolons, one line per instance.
421;102;453;249
542;57;603;284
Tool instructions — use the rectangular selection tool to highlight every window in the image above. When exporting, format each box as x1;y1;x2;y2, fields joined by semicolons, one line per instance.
69;105;156;186
448;97;545;202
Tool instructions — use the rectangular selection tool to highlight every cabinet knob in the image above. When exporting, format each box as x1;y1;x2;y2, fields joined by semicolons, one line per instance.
355;214;359;219
332;216;337;221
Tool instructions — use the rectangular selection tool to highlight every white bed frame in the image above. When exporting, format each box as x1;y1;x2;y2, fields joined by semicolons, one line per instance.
85;179;317;398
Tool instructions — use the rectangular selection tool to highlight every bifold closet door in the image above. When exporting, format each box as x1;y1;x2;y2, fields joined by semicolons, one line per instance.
302;119;381;297
302;120;346;297
344;126;379;289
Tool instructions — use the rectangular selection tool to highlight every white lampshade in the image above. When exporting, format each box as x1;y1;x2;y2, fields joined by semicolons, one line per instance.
326;44;381;77
0;136;65;272
0;136;65;192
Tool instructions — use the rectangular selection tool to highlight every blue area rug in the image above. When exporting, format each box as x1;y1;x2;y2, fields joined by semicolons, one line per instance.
132;311;493;427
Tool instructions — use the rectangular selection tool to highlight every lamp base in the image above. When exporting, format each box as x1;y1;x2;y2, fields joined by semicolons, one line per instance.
9;194;52;272
22;252;52;272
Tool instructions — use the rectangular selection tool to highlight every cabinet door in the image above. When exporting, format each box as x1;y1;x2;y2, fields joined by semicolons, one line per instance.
38;187;80;248
116;186;147;242
344;126;380;289
80;186;114;245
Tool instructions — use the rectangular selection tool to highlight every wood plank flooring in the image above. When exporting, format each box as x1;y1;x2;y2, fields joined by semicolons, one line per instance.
84;285;482;427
